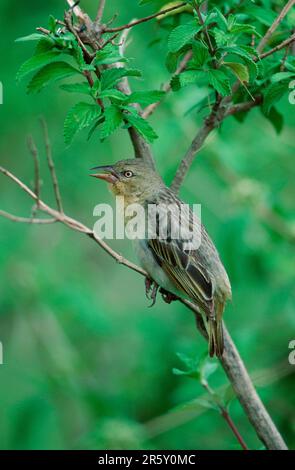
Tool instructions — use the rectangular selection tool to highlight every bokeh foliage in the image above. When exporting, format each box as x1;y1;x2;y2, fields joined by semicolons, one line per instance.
0;0;294;450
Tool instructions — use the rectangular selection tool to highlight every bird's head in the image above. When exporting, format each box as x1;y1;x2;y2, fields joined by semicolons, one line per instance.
90;159;164;204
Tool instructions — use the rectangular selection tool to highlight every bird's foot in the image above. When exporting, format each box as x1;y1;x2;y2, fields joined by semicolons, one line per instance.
145;277;159;307
159;288;179;304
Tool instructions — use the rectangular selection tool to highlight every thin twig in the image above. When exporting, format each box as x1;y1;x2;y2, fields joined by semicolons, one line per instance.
40;118;64;213
66;0;85;21
258;33;295;60
27;134;40;210
194;1;215;56
0;210;57;224
104;2;186;33
257;0;295;53
201;381;248;450
96;0;106;23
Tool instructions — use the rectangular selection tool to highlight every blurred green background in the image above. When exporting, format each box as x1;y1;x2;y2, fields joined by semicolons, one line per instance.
0;0;294;450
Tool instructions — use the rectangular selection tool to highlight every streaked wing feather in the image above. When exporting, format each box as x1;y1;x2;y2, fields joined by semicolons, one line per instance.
148;237;213;315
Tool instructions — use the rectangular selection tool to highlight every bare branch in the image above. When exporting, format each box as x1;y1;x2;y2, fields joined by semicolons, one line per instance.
0;210;56;224
257;0;295;53
96;0;106;23
66;0;85;21
225;96;263;117
104;2;186;33
258;33;295;60
40;118;64;213
27;134;40;208
201;379;248;450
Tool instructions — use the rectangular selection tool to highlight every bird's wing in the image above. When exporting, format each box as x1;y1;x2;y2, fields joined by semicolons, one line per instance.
148;236;214;316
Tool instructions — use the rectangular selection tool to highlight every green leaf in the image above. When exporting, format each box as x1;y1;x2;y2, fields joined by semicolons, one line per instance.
261;106;284;134
64;102;102;145
15;33;45;42
270;72;295;83
165;51;179;73
94;45;128;65
222;46;258;82
188;397;219;411
213;8;228;31
213;29;231;48
190;41;209;68
60;82;91;95
126;90;165;106
224;62;249;83
124;110;158;143
168;21;201;52
48;15;57;34
101;68;141;90
35;37;55;54
171;70;206;90
100;106;123;140
262;81;287;114
208;69;231;96
16;51;61;82
230;24;260;36
27;62;79;94
99;89;127;101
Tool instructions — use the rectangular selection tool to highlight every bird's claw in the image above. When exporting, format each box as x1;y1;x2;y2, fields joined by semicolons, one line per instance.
159;288;179;304
145;277;159;307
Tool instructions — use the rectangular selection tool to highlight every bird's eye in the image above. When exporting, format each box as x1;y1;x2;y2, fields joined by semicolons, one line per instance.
123;170;133;178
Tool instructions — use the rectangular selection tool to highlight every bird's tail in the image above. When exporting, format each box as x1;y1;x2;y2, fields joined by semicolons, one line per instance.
208;316;224;358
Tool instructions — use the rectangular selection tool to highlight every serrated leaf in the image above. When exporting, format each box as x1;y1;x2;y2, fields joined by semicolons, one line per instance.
168;21;200;52
225;62;249;83
99;89;127;101
15;33;45;42
230;24;260;37
127;90;165;106
261;106;284;134
35;37;55;54
208;69;231;96
165;51;179;73
101;68;141;90
271;72;295;83
213;8;228;31
262;81;287;114
100;106;123;139
171;70;206;90
16;51;61;82
60;82;91;95
222;46;258;82
213;29;231;48
64;102;102;145
94;45;128;65
27;62;79;94
124;110;158;143
190;41;209;68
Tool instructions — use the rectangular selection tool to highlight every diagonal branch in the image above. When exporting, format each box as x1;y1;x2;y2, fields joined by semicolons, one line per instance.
257;0;295;53
104;3;186;33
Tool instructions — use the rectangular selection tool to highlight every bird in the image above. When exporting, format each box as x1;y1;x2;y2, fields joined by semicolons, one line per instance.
90;158;232;357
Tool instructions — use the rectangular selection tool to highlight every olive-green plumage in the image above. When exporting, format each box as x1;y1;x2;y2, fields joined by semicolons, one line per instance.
91;159;232;357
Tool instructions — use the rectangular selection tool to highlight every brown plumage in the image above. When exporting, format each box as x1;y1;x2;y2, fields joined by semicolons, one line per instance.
91;159;232;357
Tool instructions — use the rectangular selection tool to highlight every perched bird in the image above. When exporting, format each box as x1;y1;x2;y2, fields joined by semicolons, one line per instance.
91;159;231;357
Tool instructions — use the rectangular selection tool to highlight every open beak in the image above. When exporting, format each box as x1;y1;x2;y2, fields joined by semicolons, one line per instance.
89;165;119;184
